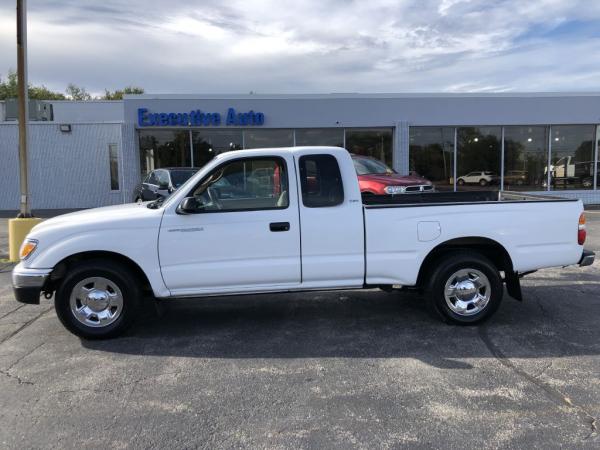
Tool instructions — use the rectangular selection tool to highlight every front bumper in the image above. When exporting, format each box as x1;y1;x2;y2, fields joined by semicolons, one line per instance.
12;265;52;305
579;250;595;267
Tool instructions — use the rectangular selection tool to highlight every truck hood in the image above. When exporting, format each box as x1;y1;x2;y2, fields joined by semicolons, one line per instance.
26;202;164;250
358;173;432;186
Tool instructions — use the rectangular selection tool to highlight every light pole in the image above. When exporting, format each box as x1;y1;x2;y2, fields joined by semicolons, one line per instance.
16;0;30;218
8;0;41;262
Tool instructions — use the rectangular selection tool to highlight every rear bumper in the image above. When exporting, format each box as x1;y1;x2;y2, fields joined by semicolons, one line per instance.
579;250;595;267
11;265;52;305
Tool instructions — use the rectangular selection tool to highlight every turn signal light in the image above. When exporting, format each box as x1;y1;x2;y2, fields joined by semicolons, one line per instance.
19;239;38;260
578;213;586;245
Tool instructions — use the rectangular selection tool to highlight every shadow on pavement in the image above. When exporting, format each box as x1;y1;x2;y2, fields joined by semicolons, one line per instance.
81;284;600;368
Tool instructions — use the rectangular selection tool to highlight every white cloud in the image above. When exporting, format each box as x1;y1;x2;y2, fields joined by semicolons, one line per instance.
1;0;600;94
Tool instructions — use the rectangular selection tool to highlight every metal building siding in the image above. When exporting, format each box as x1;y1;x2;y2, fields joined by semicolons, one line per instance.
120;122;141;203
27;123;124;209
0;125;20;210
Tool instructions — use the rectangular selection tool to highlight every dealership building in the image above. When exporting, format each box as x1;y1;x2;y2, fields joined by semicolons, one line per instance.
1;92;600;213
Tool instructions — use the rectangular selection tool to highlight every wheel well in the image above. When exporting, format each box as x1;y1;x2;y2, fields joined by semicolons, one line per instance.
416;237;514;288
47;251;152;294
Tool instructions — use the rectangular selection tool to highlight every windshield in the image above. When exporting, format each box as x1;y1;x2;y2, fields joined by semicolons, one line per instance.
170;170;198;188
352;157;395;175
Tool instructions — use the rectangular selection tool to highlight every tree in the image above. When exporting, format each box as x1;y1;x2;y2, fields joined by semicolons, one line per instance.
65;83;91;101
103;86;145;100
0;70;65;100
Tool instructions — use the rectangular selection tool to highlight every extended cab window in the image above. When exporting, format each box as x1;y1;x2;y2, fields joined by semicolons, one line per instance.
299;154;344;207
190;157;288;212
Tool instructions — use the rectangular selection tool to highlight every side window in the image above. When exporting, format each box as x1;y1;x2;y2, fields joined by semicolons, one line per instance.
148;171;158;185
108;144;119;191
299;154;344;207
156;170;169;186
191;157;289;212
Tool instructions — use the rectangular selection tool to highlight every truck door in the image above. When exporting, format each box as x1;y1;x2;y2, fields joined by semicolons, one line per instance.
158;154;301;296
296;151;365;288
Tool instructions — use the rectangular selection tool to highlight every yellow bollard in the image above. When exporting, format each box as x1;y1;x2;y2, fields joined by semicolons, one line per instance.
8;218;43;262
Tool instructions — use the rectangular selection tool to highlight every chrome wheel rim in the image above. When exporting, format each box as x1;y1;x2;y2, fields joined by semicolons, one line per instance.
444;268;491;316
69;277;124;327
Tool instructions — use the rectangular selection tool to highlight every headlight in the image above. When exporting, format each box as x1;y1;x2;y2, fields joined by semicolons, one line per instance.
384;186;406;194
19;239;38;260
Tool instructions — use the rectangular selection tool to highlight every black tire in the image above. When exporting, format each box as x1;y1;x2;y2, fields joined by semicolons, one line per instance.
457;179;465;186
479;179;488;186
425;251;503;325
54;259;141;339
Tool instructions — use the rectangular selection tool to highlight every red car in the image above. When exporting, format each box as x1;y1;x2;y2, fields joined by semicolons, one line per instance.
351;154;434;195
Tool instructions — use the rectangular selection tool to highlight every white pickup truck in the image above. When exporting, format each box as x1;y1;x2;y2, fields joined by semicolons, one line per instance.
12;147;595;339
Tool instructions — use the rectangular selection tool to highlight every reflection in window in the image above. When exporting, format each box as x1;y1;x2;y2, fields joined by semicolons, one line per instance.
503;126;548;191
345;128;393;167
139;130;191;175
550;125;595;190
244;129;293;149
192;158;289;212
295;129;344;147
192;129;243;168
409;127;454;191
457;127;501;191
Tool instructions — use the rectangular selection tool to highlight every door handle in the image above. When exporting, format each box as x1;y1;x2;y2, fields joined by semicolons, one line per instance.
270;222;290;232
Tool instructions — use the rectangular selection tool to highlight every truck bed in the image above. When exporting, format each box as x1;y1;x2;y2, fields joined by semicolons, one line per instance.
362;190;578;207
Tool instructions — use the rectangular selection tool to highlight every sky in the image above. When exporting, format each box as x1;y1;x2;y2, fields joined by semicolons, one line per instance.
1;0;600;96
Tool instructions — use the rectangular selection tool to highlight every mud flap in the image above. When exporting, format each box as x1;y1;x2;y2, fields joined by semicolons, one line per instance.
505;271;523;301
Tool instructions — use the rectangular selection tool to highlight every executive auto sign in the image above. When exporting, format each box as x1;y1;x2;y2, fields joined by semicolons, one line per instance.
137;107;265;127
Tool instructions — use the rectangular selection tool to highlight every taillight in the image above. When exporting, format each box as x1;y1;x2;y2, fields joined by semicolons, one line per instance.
578;213;586;245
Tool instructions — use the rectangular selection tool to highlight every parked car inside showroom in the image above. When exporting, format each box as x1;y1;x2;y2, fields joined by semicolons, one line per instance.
457;171;499;186
351;154;434;194
133;168;199;203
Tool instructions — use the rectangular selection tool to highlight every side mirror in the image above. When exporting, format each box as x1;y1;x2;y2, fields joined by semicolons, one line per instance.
177;197;203;214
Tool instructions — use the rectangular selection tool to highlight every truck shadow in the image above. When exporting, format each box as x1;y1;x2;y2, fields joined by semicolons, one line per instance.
82;283;600;369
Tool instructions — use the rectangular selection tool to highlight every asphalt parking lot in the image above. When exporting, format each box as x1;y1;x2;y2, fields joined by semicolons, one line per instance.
1;213;599;449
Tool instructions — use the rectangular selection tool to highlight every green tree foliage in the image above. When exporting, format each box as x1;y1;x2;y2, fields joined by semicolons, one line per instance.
103;86;144;100
2;69;145;101
65;83;91;101
0;70;65;100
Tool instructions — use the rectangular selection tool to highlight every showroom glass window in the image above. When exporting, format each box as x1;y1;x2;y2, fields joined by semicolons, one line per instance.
243;129;294;149
345;128;393;167
409;127;454;191
139;130;191;175
503;126;548;191
550;125;595;190
295;129;344;147
192;129;243;168
457;127;501;191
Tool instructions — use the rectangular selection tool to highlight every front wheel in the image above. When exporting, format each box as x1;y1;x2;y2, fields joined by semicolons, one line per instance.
479;179;488;186
425;251;503;324
55;259;141;339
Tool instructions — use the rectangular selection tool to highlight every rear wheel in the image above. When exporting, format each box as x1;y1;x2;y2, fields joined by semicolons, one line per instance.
425;251;503;324
457;179;465;186
135;196;143;204
54;260;141;339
